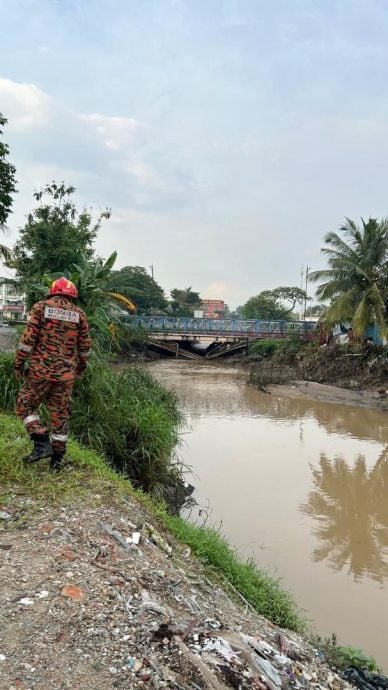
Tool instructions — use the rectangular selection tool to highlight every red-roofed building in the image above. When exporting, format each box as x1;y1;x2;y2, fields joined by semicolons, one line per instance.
201;299;225;318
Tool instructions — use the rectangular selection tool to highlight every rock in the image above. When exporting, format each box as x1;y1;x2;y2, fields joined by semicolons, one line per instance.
57;546;77;562
60;585;85;602
38;522;54;534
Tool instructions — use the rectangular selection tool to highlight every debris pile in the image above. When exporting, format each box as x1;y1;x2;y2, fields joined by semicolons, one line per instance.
0;495;378;689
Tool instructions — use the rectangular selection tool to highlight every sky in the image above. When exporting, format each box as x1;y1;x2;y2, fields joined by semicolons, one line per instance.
1;0;388;307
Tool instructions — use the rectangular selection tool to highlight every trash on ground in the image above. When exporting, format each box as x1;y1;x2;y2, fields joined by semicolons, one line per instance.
0;511;11;520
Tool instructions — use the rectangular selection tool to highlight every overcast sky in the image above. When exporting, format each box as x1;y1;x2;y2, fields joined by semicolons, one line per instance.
1;0;388;307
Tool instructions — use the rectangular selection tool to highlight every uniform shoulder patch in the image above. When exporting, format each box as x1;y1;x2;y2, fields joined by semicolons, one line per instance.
44;306;80;323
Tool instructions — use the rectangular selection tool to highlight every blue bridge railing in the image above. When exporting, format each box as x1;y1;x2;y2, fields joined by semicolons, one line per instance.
122;315;317;337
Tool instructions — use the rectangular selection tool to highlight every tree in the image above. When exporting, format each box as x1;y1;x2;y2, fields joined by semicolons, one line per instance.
109;266;167;314
309;218;388;336
305;303;326;318
12;182;109;305
0;114;17;260
241;286;308;320
169;287;201;316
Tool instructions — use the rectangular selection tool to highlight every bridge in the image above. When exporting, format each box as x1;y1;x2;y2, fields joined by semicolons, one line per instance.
123;316;317;359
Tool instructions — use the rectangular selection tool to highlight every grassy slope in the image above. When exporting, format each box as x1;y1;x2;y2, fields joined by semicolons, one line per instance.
0;412;303;633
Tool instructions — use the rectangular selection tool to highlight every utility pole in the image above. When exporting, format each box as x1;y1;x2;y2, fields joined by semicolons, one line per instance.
149;264;154;279
300;265;304;320
304;266;310;320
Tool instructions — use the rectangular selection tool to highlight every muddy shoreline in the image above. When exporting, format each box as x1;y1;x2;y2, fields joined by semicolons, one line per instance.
268;380;388;410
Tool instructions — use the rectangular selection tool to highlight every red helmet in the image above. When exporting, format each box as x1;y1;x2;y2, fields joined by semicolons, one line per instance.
49;277;78;298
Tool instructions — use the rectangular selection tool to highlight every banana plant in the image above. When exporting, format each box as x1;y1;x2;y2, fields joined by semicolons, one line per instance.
32;251;136;339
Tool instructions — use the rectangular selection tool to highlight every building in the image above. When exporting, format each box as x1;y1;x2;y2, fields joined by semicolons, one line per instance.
201;299;226;318
0;280;27;321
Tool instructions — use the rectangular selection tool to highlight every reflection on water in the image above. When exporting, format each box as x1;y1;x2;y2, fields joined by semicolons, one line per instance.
302;451;388;582
146;361;388;669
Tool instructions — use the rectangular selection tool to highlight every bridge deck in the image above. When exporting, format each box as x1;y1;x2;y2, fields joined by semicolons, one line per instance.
124;316;316;339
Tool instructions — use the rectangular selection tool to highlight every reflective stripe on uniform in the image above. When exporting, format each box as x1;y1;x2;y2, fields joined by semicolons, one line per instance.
51;433;68;442
23;414;40;426
18;343;32;353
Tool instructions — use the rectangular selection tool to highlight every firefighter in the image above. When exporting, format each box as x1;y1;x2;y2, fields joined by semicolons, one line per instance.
14;277;91;470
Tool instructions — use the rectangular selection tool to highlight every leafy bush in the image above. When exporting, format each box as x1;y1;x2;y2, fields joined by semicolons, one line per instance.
310;633;378;673
330;646;378;672
248;339;282;358
0;351;184;510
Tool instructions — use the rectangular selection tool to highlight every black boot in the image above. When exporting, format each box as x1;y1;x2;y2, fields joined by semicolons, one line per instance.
23;433;53;464
49;452;64;472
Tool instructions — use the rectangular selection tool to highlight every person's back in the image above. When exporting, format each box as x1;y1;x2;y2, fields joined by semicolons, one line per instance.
24;294;90;381
14;278;91;469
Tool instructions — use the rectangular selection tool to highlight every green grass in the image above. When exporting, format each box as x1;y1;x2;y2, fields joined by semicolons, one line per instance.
0;351;184;509
0;411;304;633
0;413;130;503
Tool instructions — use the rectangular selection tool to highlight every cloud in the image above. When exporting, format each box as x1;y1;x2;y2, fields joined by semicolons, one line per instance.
202;281;247;306
79;112;143;151
0;77;51;130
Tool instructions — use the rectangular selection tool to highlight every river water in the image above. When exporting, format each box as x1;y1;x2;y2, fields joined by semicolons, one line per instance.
147;360;388;670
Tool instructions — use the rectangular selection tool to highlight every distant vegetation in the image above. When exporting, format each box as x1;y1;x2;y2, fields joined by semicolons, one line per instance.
310;217;388;336
241;286;308;321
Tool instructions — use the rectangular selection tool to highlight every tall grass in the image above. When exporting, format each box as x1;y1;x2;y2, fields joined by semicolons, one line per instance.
0;351;184;510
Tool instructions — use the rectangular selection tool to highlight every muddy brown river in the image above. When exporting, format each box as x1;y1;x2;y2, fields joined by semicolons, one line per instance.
148;360;388;670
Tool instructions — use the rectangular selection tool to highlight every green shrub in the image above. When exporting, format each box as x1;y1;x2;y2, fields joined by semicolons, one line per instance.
310;634;378;673
330;646;378;672
249;339;282;357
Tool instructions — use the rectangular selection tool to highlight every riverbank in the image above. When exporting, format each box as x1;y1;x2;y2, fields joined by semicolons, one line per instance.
267;380;388;410
0;413;364;690
247;342;388;409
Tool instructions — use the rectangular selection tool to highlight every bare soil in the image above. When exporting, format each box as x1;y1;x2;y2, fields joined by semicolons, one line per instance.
0;490;354;690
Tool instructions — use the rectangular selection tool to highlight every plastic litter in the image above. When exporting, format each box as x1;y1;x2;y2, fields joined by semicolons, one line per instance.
202;637;241;664
343;667;388;690
143;523;173;556
18;597;34;606
140;589;174;620
35;590;49;599
127;657;143;672
0;511;11;520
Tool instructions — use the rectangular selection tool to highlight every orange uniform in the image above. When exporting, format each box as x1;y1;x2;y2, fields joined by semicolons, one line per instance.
15;295;91;455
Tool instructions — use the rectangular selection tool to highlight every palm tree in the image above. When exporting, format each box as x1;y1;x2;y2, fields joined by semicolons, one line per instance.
309;218;388;336
0;243;11;263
